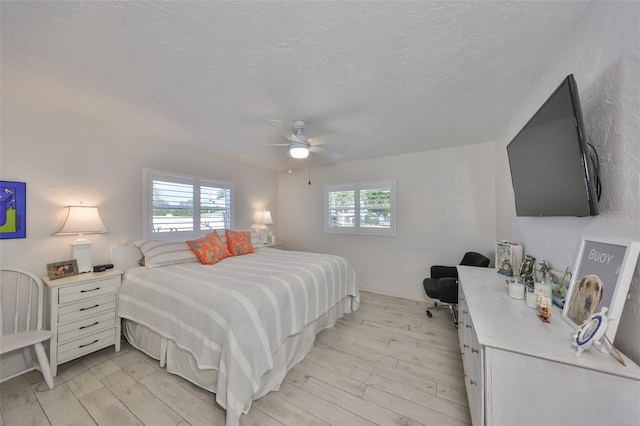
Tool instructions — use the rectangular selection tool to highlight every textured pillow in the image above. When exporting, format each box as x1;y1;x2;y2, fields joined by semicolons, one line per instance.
213;229;260;247
225;229;254;256
187;232;230;265
134;240;199;268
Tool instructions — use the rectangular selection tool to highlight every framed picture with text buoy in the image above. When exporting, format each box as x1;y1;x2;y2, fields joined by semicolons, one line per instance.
562;237;640;354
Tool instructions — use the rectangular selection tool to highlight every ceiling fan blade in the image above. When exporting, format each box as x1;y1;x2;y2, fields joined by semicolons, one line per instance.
267;118;299;140
286;133;301;143
311;131;354;146
250;143;290;147
309;145;342;159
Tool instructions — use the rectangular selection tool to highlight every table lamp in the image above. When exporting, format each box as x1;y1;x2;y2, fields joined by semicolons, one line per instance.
54;205;107;273
253;208;273;244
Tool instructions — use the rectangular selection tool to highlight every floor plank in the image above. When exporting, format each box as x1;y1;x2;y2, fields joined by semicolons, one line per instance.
33;383;96;425
276;382;376;426
0;377;49;426
302;377;422;426
139;371;226;425
79;387;144;426
101;370;183;426
251;392;329;426
363;386;470;426
0;290;469;426
351;367;471;423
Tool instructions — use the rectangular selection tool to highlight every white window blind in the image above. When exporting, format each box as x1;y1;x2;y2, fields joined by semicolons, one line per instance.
144;169;233;240
325;180;396;236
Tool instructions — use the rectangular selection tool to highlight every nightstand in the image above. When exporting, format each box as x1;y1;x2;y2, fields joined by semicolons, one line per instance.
42;269;122;376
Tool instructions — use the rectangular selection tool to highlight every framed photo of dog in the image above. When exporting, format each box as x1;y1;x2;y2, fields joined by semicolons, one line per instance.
562;238;640;350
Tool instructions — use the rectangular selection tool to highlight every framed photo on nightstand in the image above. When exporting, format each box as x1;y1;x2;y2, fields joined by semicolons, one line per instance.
47;259;79;280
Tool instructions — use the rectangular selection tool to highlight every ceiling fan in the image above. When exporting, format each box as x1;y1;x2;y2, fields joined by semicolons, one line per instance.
266;120;343;160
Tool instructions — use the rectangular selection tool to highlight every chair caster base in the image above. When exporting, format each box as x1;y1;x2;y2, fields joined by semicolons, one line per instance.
426;310;433;318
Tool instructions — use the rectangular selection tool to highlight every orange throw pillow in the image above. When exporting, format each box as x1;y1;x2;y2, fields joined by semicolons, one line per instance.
187;232;231;265
225;229;254;256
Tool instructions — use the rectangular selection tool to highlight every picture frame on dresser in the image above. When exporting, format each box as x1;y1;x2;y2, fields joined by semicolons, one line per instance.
562;237;640;350
46;259;79;280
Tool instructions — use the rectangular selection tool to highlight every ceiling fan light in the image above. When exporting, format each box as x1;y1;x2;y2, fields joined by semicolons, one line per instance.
290;144;309;159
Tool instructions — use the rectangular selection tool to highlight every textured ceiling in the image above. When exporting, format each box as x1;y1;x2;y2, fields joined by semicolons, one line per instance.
1;1;589;171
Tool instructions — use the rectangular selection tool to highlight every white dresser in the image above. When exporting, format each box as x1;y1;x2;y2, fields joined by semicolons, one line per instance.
43;269;122;376
458;266;640;426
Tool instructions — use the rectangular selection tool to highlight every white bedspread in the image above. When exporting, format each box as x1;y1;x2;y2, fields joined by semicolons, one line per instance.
118;248;359;426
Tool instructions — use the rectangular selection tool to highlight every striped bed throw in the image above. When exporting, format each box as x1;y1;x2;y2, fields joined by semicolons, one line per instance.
118;248;359;426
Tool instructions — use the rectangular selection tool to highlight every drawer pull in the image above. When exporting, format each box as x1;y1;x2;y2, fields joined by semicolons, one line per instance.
470;379;477;386
463;344;469;348
81;287;101;293
471;348;479;354
80;304;100;311
463;310;468;314
79;321;99;330
466;324;472;329
79;339;99;348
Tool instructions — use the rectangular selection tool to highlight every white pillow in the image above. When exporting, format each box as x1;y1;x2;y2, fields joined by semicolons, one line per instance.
134;240;199;268
249;228;262;248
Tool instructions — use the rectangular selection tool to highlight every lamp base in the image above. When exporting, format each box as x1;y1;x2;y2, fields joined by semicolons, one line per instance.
260;228;269;244
72;242;92;273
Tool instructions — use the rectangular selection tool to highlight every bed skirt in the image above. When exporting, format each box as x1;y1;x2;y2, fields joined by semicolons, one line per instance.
122;295;355;405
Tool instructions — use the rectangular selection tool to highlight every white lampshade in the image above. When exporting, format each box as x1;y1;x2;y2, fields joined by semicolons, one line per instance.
54;206;108;235
290;143;309;159
253;209;273;226
54;206;107;273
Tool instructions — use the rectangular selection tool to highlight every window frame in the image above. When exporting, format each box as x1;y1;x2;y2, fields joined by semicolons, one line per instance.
324;180;396;236
143;169;234;240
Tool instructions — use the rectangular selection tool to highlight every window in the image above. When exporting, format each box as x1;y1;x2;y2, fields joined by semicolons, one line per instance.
325;180;396;236
143;169;233;240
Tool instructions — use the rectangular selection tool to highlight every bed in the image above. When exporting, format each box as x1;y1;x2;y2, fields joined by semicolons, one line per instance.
116;237;359;426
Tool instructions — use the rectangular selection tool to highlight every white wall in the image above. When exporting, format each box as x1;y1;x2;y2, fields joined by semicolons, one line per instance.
0;95;278;380
495;1;640;363
278;142;496;301
0;106;279;273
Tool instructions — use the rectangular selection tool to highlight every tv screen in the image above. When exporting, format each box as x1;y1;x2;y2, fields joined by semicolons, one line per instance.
507;74;598;217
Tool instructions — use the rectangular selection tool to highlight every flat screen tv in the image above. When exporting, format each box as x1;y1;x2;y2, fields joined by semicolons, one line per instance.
507;74;599;217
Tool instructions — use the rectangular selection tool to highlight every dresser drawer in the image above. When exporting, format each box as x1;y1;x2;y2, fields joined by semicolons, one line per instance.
58;278;118;305
57;328;116;364
58;311;117;344
58;294;116;325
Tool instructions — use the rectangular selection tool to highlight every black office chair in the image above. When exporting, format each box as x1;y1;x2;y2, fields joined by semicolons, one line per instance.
422;252;490;327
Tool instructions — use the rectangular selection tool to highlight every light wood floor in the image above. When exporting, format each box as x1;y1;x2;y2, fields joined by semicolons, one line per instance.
0;291;470;426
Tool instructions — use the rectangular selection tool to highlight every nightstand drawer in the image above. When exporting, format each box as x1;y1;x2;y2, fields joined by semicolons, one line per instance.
58;311;117;344
58;328;116;364
58;279;118;305
58;294;116;324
